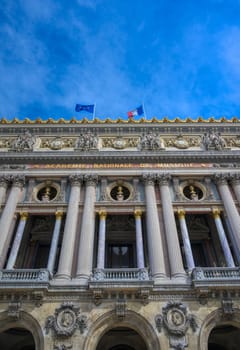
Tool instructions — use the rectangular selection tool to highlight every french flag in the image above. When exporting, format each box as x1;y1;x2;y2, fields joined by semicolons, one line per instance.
127;105;144;118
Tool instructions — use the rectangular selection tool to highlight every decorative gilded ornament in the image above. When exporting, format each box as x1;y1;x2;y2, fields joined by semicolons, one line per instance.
113;137;126;149
174;136;189;149
50;138;64;150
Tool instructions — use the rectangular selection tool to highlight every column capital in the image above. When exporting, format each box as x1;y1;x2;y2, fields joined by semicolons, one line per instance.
0;176;9;188
134;209;142;219
230;173;240;186
212;207;221;219
19;211;28;220
142;173;156;186
84;174;98;186
11;175;25;188
214;173;230;185
177;209;186;219
55;211;64;219
69;174;83;186
98;210;107;220
156;173;171;186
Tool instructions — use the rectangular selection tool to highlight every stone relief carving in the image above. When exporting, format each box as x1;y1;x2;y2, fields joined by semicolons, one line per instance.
8;302;21;319
116;298;126;320
102;137;138;149
11;130;36;151
221;299;235;320
225;135;240;148
201;130;226;150
164;136;201;148
75;131;98;150
138;132;165;151
41;137;75;149
155;302;197;350
45;302;87;337
0;138;11;148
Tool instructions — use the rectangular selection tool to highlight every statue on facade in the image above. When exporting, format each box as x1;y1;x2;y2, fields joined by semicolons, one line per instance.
75;130;98;151
202;130;226;150
12;129;36;151
138;131;165;151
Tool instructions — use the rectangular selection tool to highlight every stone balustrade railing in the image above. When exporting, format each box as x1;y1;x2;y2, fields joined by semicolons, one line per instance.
192;267;240;287
0;269;50;283
91;268;149;281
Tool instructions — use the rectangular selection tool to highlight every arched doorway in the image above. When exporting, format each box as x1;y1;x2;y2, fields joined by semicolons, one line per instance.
208;325;240;350
0;327;35;350
96;327;147;350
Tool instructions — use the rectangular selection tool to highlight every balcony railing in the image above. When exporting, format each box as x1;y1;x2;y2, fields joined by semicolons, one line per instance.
0;269;50;283
192;267;240;287
91;268;149;281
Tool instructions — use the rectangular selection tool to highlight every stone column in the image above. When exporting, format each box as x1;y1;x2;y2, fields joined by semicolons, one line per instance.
230;173;240;204
214;174;240;251
212;208;235;267
157;174;186;278
142;174;166;280
0;176;9;208
76;174;98;284
177;209;195;271
0;176;25;268
56;175;82;279
134;209;145;269
96;210;107;269
47;211;63;274
6;212;28;269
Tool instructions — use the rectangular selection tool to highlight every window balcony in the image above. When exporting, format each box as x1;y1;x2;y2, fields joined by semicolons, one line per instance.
192;267;240;288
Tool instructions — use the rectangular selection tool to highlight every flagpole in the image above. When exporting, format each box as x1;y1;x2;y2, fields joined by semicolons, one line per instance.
93;103;96;120
142;102;147;119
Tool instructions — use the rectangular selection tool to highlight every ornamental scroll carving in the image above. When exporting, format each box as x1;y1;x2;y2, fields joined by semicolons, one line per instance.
155;302;197;350
45;302;87;337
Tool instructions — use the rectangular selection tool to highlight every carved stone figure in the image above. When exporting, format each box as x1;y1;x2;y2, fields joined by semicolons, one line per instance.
75;131;98;151
138;132;165;151
12;129;36;151
202;130;226;151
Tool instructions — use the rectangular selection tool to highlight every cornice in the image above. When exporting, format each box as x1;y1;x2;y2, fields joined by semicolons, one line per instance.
0;116;239;125
0;150;240;164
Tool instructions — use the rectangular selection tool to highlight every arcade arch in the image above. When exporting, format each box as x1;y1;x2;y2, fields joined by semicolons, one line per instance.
83;310;160;350
199;309;240;350
0;311;43;350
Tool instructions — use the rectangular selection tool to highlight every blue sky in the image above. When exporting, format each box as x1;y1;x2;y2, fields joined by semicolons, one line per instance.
1;0;240;120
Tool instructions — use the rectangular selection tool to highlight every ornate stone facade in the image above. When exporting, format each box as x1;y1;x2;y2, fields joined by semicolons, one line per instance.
0;117;239;350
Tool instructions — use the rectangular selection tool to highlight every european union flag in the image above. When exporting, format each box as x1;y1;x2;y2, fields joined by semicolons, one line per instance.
75;104;94;113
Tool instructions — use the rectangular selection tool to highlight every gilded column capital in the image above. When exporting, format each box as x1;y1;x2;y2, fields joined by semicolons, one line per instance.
19;211;28;220
98;210;107;220
134;209;142;219
84;174;98;186
214;173;230;185
177;209;185;219
55;211;64;220
156;173;171;186
212;207;221;219
142;173;156;186
69;174;83;186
